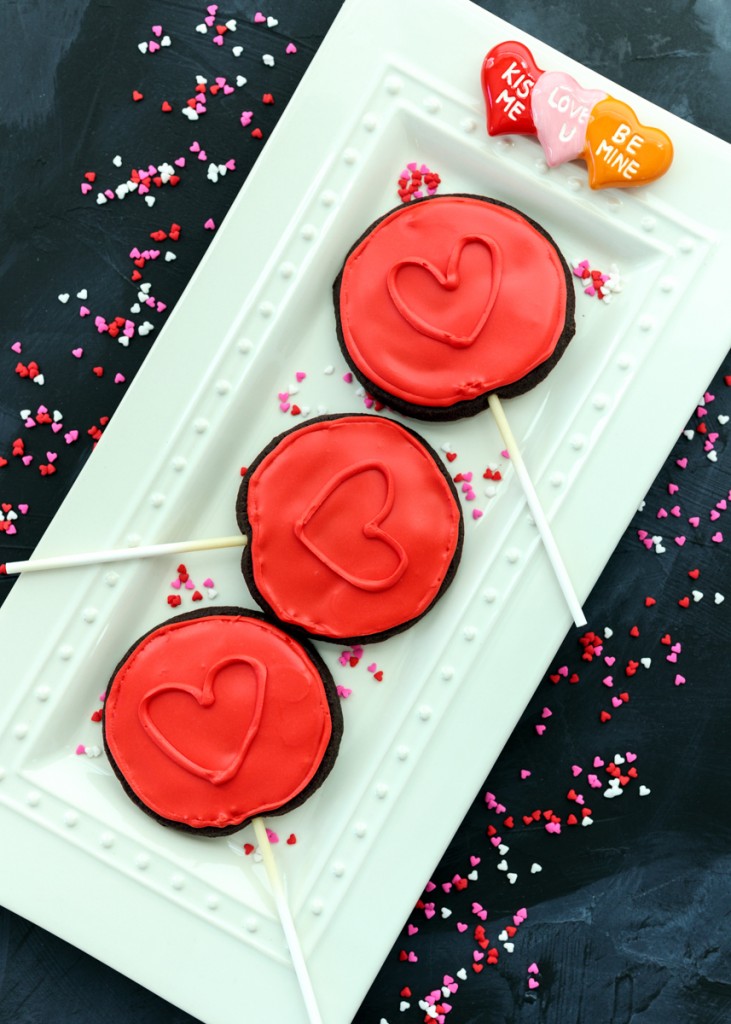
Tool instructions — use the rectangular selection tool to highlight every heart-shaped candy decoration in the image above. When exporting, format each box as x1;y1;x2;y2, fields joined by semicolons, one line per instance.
583;96;673;189
481;40;544;136
531;71;607;166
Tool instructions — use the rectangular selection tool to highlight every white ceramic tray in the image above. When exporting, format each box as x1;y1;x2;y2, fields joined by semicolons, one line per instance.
1;0;730;1021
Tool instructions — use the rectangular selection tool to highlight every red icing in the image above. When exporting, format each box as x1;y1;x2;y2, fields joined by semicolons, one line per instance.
104;612;335;831
481;41;544;136
241;415;462;641
337;195;571;415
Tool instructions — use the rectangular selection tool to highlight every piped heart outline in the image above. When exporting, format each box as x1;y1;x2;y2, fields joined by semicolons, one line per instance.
294;461;409;592
139;655;267;785
387;234;502;348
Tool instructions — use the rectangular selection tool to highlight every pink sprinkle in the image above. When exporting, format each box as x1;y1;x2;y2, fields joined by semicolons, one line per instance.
240;111;253;127
295;371;306;382
456;922;468;932
265;827;279;843
203;578;214;588
17;504;28;514
79;305;90;317
10;341;22;353
520;769;531;779
254;11;266;22
675;674;686;686
674;536;686;546
472;508;483;520
528;978;540;990
528;962;539;975
204;218;216;231
170;579;181;590
712;532;724;543
285;42;297;54
571;764;582;776
342;372;353;383
75;744;86;755
336;685;352;698
114;373;126;384
541;707;552;719
501;449;510;459
151;24;162;36
535;724;546;735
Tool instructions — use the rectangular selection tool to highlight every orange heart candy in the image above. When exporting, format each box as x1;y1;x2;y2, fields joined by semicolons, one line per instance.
583;96;673;189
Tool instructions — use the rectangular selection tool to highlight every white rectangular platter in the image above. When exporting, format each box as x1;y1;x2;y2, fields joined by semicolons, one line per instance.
1;0;730;1021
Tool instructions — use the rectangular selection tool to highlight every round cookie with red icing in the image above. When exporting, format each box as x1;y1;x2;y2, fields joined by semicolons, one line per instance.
334;193;575;420
103;608;342;835
237;414;463;644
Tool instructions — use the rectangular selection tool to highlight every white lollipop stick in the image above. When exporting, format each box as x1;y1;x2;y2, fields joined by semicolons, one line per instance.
252;817;323;1024
1;535;247;576
488;394;586;628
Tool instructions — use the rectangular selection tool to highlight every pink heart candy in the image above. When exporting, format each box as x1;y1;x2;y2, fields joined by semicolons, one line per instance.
531;72;607;166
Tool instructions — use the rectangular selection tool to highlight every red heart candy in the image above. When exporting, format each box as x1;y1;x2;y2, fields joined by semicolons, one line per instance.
481;40;544;136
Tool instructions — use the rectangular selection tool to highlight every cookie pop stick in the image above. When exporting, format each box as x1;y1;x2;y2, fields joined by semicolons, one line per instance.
0;535;247;576
488;394;586;627
334;193;586;627
252;817;323;1024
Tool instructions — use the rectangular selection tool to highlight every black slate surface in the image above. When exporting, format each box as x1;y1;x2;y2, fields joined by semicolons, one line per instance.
1;2;730;1022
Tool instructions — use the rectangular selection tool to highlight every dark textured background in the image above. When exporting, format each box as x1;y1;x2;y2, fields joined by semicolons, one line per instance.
1;1;730;1022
